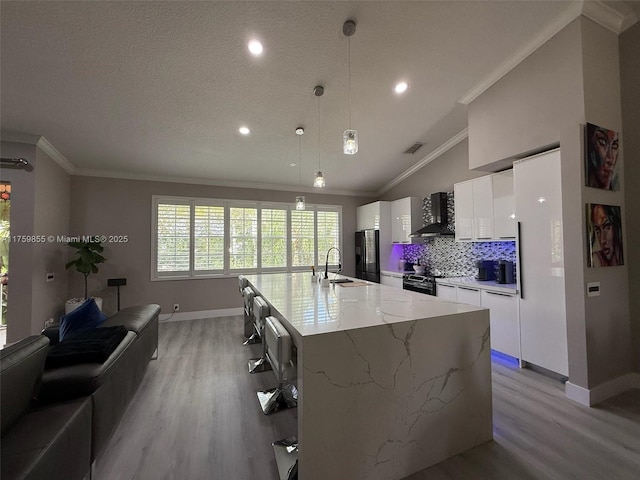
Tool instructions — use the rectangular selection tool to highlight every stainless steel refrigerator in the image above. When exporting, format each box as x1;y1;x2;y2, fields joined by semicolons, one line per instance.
355;229;380;283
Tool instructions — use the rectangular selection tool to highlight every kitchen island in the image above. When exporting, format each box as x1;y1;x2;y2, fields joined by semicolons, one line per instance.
245;272;492;480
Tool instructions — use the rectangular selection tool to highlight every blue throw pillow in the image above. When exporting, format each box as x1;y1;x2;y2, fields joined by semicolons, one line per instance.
59;298;107;341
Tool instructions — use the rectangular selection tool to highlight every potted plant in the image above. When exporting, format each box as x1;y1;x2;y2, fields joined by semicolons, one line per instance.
65;240;106;313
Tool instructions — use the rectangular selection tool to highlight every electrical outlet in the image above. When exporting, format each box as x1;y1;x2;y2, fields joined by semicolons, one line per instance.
44;318;55;328
173;304;180;312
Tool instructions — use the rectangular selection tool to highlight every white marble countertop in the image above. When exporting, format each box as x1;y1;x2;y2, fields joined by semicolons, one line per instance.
245;272;486;337
380;269;414;276
436;276;518;294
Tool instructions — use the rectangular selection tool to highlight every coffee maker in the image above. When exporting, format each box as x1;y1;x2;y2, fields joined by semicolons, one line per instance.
496;260;515;284
476;260;496;281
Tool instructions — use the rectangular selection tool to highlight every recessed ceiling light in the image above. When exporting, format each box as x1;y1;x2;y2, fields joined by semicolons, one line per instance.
239;126;250;135
248;40;263;56
394;82;408;94
289;162;297;167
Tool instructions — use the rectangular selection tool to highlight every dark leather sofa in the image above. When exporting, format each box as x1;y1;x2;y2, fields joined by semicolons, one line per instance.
1;304;160;480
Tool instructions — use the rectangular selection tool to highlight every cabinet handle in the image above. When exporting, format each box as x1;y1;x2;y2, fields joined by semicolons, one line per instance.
440;284;455;288
486;291;513;297
458;287;479;292
458;237;472;240
498;236;515;239
476;237;491;240
392;241;399;244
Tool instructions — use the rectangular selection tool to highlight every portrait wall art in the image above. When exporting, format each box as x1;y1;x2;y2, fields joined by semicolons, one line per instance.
585;123;620;191
586;203;624;268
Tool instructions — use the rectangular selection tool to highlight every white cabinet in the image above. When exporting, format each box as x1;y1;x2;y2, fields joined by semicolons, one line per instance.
357;201;391;231
391;197;423;244
453;181;474;241
436;283;457;301
456;286;482;306
492;170;516;239
454;171;515;242
380;272;403;289
472;176;494;241
481;290;519;358
437;280;519;358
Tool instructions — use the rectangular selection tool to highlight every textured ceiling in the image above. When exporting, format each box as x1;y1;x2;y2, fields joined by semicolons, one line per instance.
1;1;637;196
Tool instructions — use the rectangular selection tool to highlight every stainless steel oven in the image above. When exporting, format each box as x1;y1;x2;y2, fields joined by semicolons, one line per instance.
402;274;437;296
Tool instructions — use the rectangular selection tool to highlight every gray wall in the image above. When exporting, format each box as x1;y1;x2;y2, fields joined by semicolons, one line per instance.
620;22;640;373
32;147;70;334
468;18;632;389
69;176;366;316
378;139;485;202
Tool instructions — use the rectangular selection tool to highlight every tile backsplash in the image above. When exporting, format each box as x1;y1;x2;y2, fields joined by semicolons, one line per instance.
404;192;516;278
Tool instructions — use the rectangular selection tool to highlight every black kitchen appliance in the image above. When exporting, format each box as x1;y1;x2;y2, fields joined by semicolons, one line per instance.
476;260;496;281
409;192;454;238
497;260;515;284
355;229;380;283
402;274;437;296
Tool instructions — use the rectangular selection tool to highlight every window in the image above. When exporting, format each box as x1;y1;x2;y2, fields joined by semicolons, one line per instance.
152;196;341;280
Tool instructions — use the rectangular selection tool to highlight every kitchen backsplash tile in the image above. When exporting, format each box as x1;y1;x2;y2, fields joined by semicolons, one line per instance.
405;192;517;278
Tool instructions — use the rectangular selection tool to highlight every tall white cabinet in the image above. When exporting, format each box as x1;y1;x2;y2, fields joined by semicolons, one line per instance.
514;149;568;377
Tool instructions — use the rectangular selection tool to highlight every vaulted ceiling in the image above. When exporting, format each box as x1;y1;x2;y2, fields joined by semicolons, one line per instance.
1;1;638;196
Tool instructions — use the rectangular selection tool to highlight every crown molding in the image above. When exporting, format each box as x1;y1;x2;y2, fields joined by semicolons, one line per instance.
36;137;76;174
377;128;469;195
1;131;42;145
582;0;635;34
72;168;377;198
458;1;583;105
457;0;638;106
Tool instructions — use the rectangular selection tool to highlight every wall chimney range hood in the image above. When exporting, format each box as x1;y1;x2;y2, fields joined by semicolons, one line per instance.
410;192;454;237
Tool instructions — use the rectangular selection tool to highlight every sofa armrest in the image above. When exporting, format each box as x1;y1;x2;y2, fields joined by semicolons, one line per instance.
41;326;61;345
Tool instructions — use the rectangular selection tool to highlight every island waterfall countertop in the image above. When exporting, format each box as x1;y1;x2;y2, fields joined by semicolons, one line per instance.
244;272;493;480
245;272;487;338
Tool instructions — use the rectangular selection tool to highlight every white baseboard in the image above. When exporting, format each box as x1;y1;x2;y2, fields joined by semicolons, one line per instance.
566;372;640;406
159;307;243;322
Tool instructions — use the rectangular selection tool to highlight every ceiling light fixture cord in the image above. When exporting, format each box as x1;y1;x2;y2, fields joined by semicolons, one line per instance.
348;35;352;129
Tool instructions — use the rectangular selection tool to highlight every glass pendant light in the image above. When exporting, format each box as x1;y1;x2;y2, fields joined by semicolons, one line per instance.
343;20;358;155
313;171;325;188
313;85;326;188
295;127;305;210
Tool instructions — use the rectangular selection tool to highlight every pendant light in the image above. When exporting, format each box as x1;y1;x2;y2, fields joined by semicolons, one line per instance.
313;85;326;188
343;20;358;155
295;127;305;210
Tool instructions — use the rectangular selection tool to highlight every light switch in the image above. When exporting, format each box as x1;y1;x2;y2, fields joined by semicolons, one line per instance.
587;282;600;297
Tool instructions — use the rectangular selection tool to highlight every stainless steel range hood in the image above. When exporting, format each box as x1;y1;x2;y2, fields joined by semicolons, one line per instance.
410;192;454;238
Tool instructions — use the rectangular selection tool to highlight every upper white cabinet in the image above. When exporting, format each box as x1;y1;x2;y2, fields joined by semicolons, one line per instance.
472;176;494;240
492;170;516;239
391;197;423;244
454;170;515;242
357;201;390;231
453;181;474;241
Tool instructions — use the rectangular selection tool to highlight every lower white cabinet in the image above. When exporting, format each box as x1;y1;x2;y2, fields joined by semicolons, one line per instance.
455;286;481;306
380;272;403;289
437;281;519;358
436;283;457;301
481;289;519;358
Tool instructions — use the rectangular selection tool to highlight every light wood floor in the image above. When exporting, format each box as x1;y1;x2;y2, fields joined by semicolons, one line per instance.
96;316;640;480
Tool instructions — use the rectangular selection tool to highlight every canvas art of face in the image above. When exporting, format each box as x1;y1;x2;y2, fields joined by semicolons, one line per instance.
586;123;620;191
587;203;623;268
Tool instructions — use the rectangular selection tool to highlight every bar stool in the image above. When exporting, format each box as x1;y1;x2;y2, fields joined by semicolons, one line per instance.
248;296;272;374
257;316;297;414
242;286;260;345
238;276;254;340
